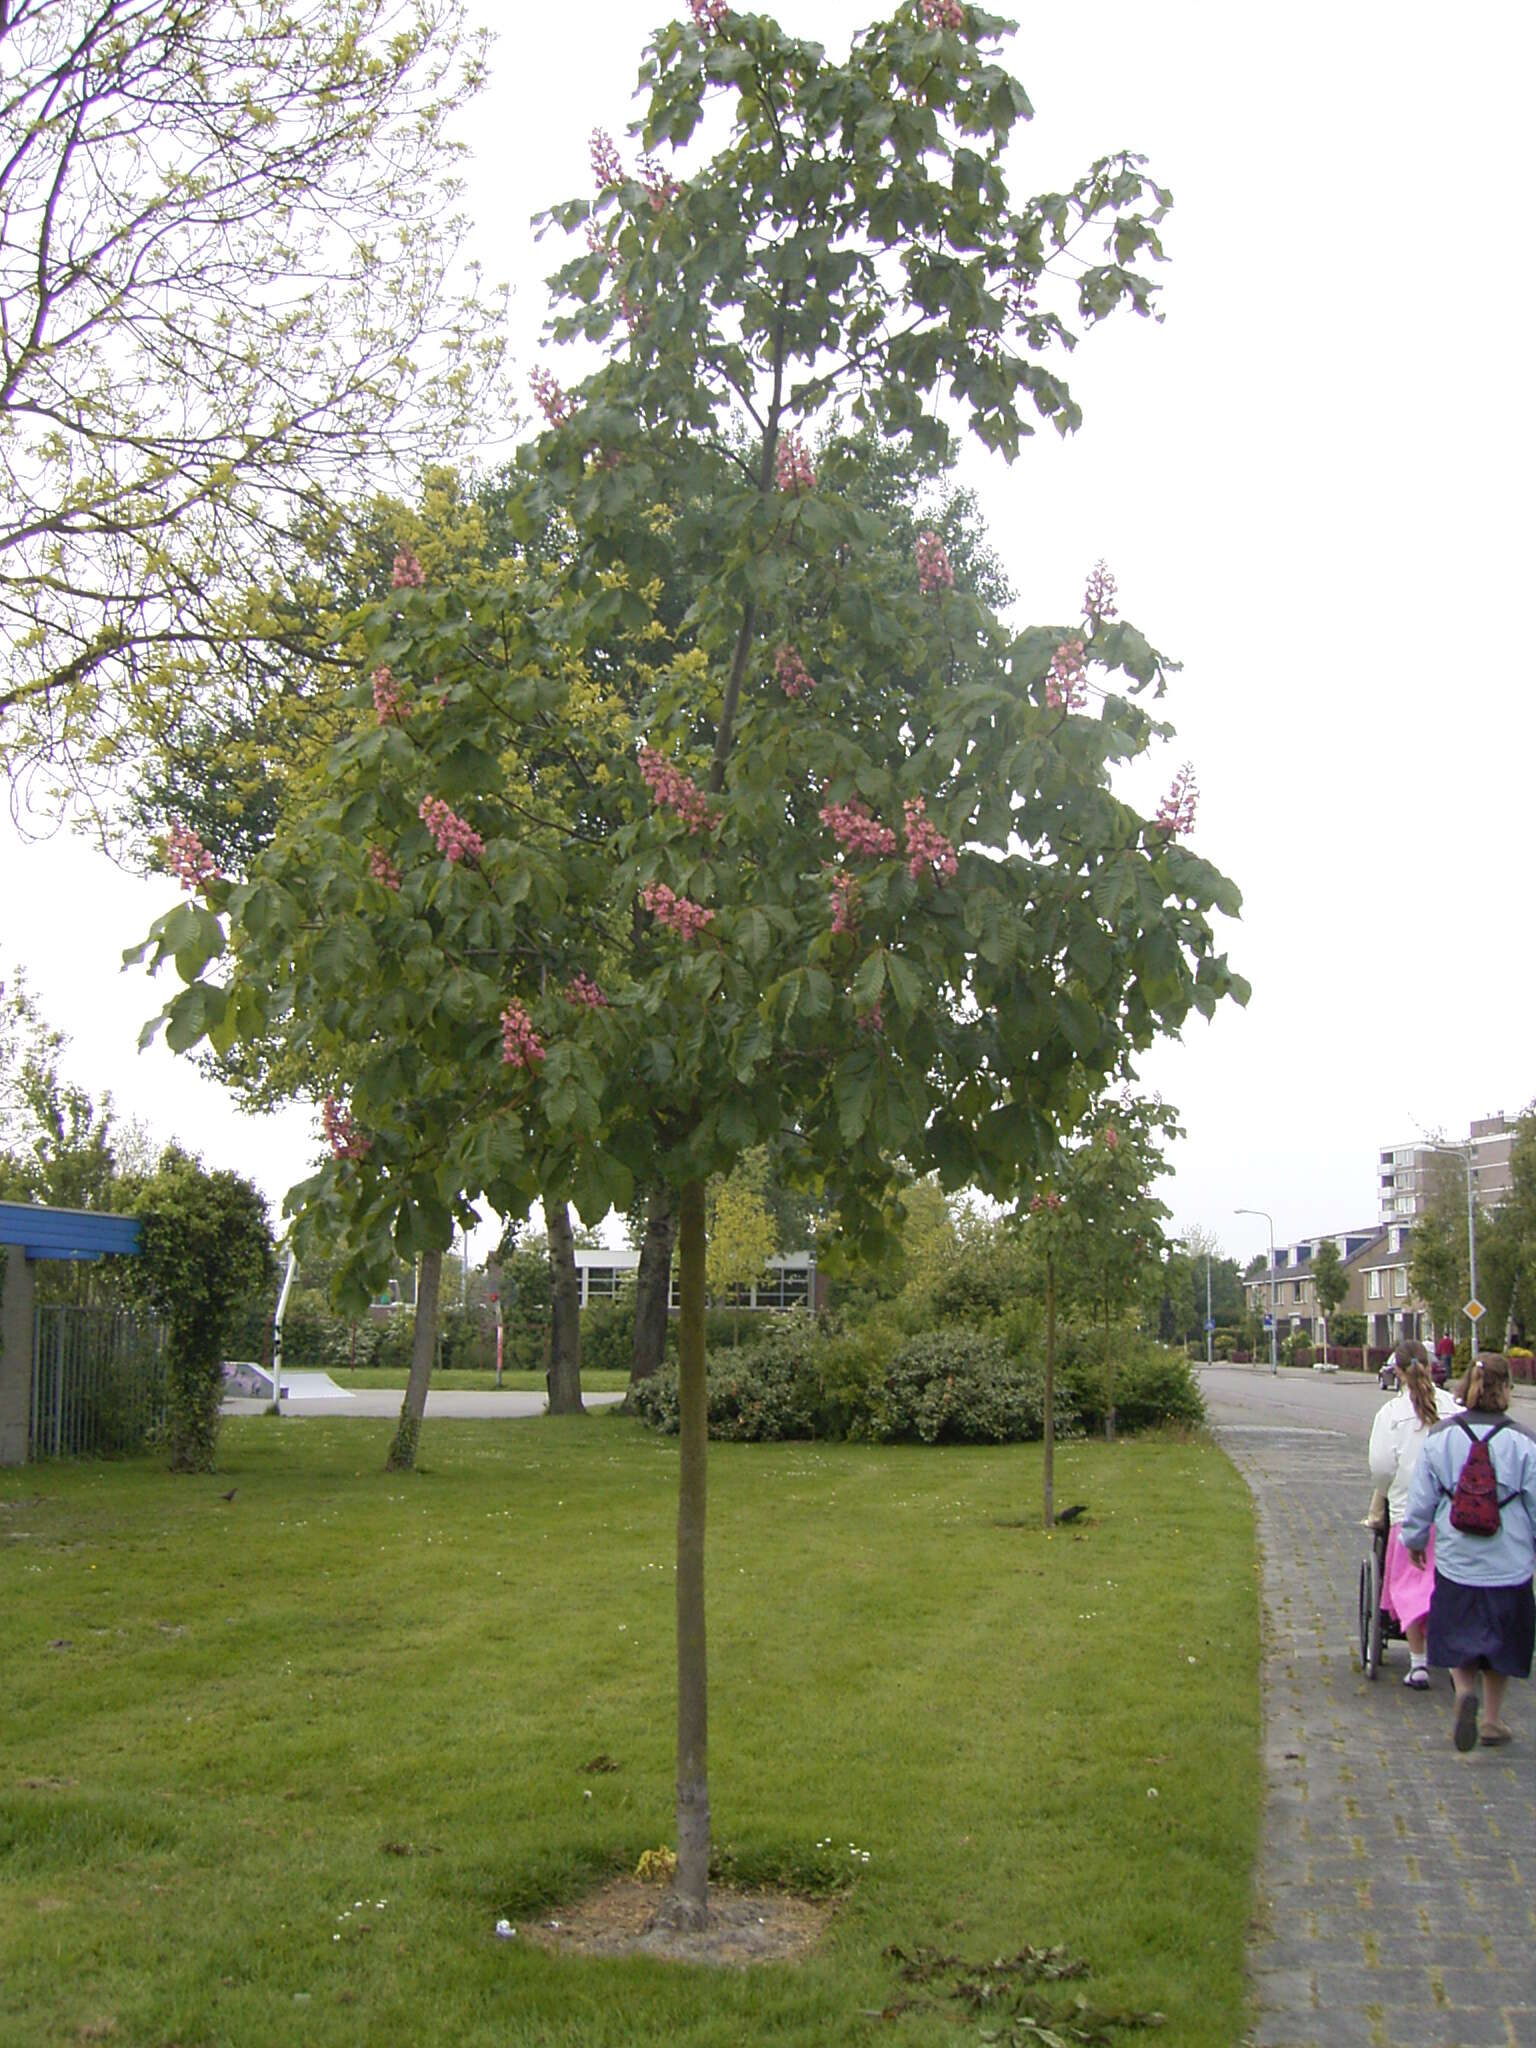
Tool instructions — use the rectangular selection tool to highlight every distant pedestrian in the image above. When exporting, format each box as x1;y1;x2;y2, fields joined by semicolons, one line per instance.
1367;1345;1459;1688
1434;1330;1455;1385
1401;1355;1536;1748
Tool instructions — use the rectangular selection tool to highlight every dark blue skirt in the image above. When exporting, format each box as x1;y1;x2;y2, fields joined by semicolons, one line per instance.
1426;1573;1536;1676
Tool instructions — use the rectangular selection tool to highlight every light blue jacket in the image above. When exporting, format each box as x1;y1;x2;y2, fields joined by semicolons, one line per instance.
1400;1410;1536;1587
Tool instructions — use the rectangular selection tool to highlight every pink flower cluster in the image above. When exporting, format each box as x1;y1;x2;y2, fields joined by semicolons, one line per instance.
1083;559;1118;621
690;0;728;28
638;746;716;833
1029;1190;1063;1214
1155;761;1198;838
563;973;609;1009
915;529;953;595
827;868;860;934
529;366;574;426
856;999;885;1035
903;796;958;882
619;289;647;333
637;153;679;213
775;644;815;699
921;0;965;29
1046;638;1089;712
418;797;484;864
1103;1125;1120;1151
500;999;546;1069
584;216;614;268
640;883;714;937
391;547;425;589
372;664;410;725
323;1095;371;1161
590;128;623;188
774;429;815;494
367;845;401;892
819;796;897;858
166;822;221;890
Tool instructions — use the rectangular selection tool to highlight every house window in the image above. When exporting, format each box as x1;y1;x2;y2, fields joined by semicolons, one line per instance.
1292;1281;1303;1302
1393;1268;1407;1297
1367;1271;1382;1299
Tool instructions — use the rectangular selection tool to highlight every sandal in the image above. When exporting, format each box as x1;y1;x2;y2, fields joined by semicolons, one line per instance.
1403;1667;1430;1690
1479;1722;1513;1746
1452;1693;1479;1752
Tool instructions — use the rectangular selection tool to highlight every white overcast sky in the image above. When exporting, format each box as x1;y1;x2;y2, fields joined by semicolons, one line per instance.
3;1;1532;1270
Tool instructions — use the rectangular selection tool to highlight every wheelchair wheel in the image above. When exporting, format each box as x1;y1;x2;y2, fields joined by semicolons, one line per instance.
1358;1547;1384;1679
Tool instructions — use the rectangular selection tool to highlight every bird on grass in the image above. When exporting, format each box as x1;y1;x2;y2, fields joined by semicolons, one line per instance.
1054;1503;1088;1524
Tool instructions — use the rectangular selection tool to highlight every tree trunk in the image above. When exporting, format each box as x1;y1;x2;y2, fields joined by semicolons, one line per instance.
1103;1297;1116;1443
385;1248;441;1471
1042;1250;1056;1534
545;1199;584;1415
654;1175;710;1931
628;1183;677;1389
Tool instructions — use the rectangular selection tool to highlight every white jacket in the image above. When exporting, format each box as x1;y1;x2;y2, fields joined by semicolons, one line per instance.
1368;1386;1461;1521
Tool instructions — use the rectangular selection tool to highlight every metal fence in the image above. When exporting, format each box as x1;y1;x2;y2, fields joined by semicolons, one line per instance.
30;1305;168;1459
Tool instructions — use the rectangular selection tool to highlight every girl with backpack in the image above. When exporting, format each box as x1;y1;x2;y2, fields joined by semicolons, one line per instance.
1366;1346;1460;1688
1401;1355;1536;1750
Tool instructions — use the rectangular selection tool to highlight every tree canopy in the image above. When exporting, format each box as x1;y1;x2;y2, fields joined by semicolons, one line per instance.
0;0;503;809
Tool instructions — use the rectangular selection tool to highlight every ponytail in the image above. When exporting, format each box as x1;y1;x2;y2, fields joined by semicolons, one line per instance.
1399;1358;1439;1431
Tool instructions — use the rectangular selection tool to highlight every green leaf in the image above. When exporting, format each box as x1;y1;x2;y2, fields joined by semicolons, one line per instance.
851;949;887;1008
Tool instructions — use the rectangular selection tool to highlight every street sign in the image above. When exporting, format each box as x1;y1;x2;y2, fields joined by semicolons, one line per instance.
1464;1298;1485;1322
1204;1317;1216;1333
1262;1315;1274;1331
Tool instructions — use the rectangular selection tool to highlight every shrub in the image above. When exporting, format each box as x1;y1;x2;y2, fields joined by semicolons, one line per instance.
1053;1332;1204;1434
1287;1331;1313;1367
628;1316;823;1440
580;1294;636;1376
1110;1348;1206;1431
868;1328;1071;1445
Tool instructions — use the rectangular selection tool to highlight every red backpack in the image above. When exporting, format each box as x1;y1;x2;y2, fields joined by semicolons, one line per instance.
1447;1417;1515;1536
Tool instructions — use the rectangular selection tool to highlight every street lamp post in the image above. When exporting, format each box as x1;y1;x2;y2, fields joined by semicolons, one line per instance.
1236;1206;1278;1374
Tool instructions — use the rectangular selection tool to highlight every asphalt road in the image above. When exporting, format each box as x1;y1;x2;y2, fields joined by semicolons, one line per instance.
222;1388;626;1420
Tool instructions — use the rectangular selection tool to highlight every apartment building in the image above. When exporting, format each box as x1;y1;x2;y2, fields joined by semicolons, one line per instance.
1378;1114;1515;1226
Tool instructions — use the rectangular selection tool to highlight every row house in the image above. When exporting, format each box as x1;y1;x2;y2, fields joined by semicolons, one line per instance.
1243;1224;1429;1349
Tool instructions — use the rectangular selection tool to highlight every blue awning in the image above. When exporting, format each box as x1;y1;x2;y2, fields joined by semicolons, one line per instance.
0;1201;141;1261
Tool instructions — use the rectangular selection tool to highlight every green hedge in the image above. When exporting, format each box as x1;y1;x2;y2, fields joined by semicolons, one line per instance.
623;1318;1213;1446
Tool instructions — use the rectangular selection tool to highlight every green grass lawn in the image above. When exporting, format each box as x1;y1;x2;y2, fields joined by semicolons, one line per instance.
297;1368;632;1394
1;1417;1260;2048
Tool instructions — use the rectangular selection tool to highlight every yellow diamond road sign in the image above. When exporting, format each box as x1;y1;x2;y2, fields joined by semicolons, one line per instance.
1464;1298;1485;1322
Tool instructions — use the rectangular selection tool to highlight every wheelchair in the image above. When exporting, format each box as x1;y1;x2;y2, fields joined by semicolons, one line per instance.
1357;1520;1407;1680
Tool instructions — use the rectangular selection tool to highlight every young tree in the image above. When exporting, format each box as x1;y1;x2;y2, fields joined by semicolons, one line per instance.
706;1150;778;1342
0;0;503;804
1310;1236;1347;1346
1409;1156;1472;1336
133;4;1247;1926
1035;1095;1174;1439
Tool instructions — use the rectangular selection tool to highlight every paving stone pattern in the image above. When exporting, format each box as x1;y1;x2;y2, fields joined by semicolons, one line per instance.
1219;1421;1535;2048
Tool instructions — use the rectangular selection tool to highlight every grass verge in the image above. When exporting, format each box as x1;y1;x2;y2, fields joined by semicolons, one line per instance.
1;1417;1259;2047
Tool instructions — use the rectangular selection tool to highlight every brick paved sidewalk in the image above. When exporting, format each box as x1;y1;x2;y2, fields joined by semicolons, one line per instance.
1218;1420;1535;2048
